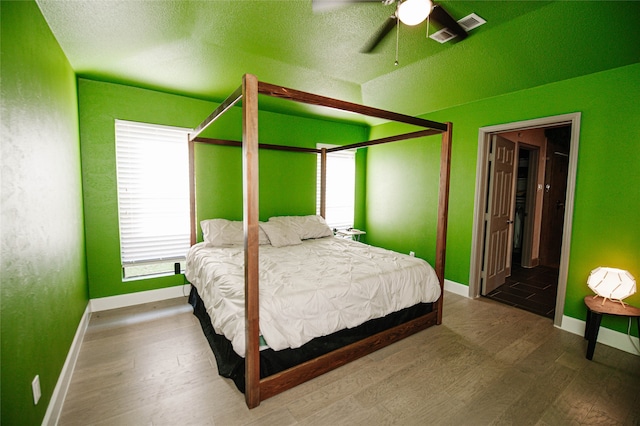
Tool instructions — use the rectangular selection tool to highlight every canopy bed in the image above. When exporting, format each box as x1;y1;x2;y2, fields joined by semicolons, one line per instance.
186;74;452;409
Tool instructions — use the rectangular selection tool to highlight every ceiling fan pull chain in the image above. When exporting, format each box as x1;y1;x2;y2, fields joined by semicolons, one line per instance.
395;13;400;66
426;14;430;39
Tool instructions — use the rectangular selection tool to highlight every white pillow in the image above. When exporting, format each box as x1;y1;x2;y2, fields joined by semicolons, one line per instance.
268;215;333;240
259;222;302;248
201;219;269;246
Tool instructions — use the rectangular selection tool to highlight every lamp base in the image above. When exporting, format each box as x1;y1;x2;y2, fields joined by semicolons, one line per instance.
592;294;628;308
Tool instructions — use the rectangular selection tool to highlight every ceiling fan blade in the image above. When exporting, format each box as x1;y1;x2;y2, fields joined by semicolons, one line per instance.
312;0;381;12
429;4;468;41
361;15;398;53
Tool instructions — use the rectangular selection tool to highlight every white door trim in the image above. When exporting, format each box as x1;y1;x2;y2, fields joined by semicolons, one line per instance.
469;112;582;327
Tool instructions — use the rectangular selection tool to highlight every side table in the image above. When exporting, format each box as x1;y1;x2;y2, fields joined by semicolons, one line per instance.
336;229;366;241
583;295;640;360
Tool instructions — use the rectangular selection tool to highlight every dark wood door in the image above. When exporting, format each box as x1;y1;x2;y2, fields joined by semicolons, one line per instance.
539;128;570;268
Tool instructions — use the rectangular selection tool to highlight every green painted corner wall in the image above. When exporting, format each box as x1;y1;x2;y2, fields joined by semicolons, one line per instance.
78;79;368;298
78;79;213;298
1;2;89;424
193;100;369;226
366;63;640;335
363;133;442;262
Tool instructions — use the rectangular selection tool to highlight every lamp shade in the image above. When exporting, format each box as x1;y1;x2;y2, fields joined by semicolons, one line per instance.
587;267;636;301
397;0;433;26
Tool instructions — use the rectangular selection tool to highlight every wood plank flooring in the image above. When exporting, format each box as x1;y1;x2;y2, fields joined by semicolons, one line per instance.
58;292;640;425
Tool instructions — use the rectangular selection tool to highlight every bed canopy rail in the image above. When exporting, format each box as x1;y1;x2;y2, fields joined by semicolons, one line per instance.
189;78;448;142
190;128;443;233
188;74;452;408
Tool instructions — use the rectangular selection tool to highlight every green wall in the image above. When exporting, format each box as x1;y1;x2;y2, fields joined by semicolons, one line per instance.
193;100;369;225
365;63;640;334
1;2;89;424
79;80;211;298
79;79;368;298
364;134;442;263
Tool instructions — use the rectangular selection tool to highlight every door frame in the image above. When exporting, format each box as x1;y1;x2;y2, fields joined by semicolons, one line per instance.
468;113;581;326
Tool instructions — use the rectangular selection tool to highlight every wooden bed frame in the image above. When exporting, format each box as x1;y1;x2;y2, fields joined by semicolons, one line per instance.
188;74;452;409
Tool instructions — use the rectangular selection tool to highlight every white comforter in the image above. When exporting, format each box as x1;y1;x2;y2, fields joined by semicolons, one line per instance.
186;237;441;357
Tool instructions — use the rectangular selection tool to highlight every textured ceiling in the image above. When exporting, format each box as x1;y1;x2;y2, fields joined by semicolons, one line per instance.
36;0;640;123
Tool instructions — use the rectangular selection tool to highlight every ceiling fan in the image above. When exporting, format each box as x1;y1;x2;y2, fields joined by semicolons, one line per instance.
313;0;468;53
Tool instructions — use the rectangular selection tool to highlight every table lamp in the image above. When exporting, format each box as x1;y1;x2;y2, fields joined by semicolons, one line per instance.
587;266;636;307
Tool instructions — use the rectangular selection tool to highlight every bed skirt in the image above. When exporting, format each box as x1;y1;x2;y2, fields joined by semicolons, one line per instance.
189;285;434;393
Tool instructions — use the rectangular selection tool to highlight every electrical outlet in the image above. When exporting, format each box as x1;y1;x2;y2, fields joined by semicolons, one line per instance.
409;251;415;257
32;375;41;405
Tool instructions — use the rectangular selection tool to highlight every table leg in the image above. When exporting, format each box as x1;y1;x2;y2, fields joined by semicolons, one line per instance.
584;309;592;340
586;312;602;360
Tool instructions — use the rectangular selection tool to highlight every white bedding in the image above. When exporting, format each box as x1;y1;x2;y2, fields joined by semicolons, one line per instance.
186;237;441;357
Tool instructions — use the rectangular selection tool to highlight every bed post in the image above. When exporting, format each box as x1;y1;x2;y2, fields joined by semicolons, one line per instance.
320;147;327;218
188;137;197;246
242;73;261;408
435;122;452;325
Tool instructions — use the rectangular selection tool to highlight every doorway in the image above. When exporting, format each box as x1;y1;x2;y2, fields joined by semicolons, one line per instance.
469;113;581;327
486;127;570;318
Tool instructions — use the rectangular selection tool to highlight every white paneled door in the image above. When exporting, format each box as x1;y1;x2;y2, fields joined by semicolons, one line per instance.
482;135;516;295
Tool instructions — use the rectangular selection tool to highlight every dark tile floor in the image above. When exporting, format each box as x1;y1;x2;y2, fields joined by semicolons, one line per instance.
486;262;559;319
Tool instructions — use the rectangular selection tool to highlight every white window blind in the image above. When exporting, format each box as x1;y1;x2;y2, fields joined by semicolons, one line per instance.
115;120;191;267
316;144;356;230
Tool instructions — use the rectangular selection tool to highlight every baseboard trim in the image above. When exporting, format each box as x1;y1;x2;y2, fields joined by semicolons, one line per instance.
560;315;640;357
90;284;191;312
43;304;90;426
444;279;470;298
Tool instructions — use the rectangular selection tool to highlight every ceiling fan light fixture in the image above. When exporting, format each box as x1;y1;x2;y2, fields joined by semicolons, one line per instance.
397;0;433;26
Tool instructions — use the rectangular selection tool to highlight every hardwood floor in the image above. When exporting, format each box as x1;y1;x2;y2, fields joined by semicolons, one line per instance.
58;292;640;425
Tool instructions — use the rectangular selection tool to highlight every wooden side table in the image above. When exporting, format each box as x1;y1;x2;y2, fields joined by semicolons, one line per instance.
583;295;640;360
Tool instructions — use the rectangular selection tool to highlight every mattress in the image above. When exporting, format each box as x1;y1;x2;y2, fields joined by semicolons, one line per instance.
185;236;441;357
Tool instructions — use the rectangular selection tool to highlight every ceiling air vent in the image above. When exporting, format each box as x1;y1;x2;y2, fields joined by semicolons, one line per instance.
429;13;486;44
429;28;458;44
458;13;486;31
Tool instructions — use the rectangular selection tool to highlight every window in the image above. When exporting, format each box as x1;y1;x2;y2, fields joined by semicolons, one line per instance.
115;120;191;279
316;144;356;230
